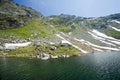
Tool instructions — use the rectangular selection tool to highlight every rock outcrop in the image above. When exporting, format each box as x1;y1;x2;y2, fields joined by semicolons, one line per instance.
0;0;43;29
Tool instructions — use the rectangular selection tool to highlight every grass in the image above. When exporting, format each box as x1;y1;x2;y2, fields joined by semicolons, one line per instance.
0;18;80;58
5;44;80;58
0;19;54;39
52;46;80;56
54;24;72;33
34;44;80;56
105;28;120;39
5;46;36;57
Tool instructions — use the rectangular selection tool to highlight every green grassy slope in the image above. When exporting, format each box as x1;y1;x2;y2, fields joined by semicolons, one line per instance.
0;19;54;39
105;28;120;39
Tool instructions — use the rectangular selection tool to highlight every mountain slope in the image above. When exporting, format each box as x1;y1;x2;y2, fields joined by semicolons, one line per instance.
48;14;120;52
0;0;82;57
0;0;56;40
0;0;43;29
0;0;120;57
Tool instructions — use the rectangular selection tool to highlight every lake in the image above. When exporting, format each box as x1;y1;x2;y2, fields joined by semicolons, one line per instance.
0;51;120;80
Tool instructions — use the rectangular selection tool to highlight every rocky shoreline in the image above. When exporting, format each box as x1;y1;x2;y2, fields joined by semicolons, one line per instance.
0;53;78;60
0;37;81;60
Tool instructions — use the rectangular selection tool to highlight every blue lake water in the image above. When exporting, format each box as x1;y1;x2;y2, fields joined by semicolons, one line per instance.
0;51;120;80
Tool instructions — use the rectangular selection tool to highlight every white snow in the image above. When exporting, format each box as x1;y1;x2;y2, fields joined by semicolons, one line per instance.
92;29;120;41
92;29;115;40
109;25;120;32
5;42;31;50
55;34;65;40
70;43;88;53
92;48;103;52
88;31;105;40
88;29;120;45
93;30;120;45
111;20;120;24
49;42;55;45
108;40;120;45
99;40;116;46
61;40;71;44
55;34;88;53
56;34;71;44
87;41;119;51
74;38;85;43
74;38;120;51
60;32;69;37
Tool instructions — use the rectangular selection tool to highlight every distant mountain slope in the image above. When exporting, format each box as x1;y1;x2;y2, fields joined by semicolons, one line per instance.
48;14;120;39
48;14;120;52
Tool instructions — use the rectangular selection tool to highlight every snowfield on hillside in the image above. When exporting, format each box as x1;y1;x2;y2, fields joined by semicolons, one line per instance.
109;25;120;32
55;34;88;53
88;29;120;45
5;42;31;49
74;38;120;51
111;20;120;24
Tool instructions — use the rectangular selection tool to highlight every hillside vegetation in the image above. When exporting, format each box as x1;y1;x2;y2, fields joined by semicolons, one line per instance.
0;0;120;58
0;19;54;39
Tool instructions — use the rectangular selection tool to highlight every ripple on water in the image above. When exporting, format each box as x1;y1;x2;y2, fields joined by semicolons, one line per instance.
0;51;120;80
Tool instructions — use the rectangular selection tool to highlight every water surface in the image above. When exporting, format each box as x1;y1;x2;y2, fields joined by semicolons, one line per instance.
0;51;120;80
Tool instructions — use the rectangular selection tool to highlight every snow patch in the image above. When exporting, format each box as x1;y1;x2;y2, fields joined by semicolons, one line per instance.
88;29;120;45
92;48;103;52
5;42;31;50
61;40;71;44
111;20;120;24
55;34;88;53
55;34;65;40
99;40;116;46
92;29;115;40
108;40;120;45
71;44;88;53
88;31;105;40
74;38;120;51
87;41;119;51
109;25;120;32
